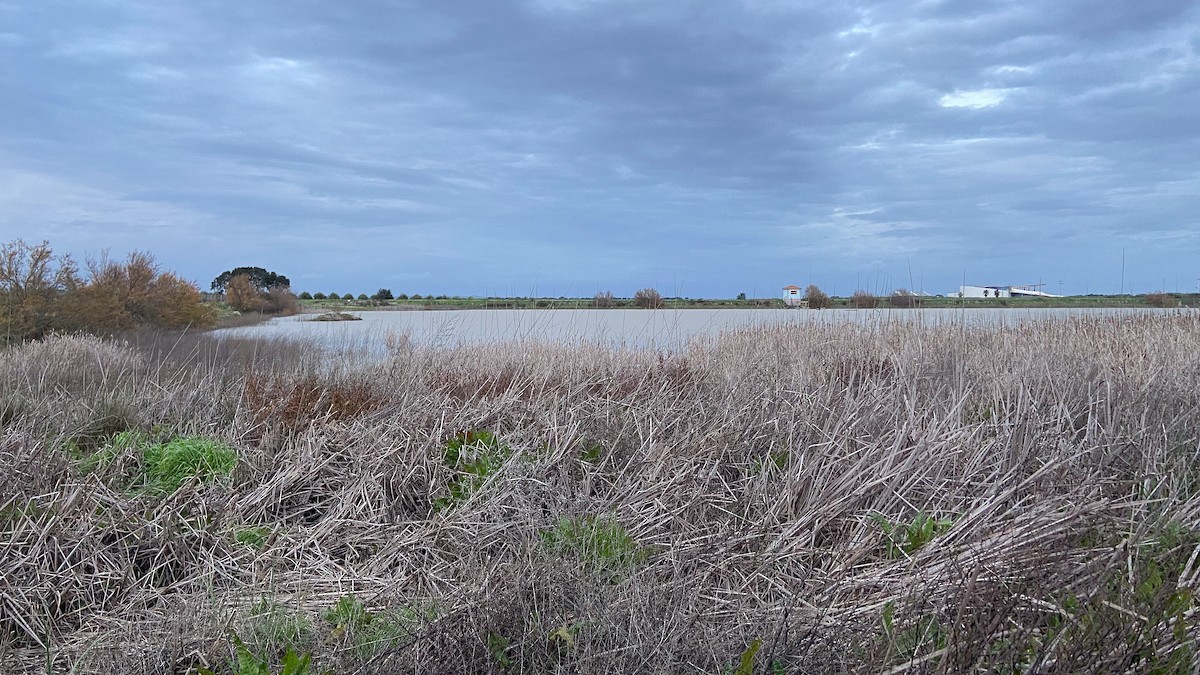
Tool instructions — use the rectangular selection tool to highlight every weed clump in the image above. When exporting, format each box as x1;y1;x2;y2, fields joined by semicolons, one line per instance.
541;514;644;572
76;430;237;492
434;429;509;510
869;511;954;558
321;594;432;658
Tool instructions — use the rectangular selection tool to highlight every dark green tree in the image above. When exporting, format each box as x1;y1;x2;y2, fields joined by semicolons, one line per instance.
372;288;394;300
211;267;290;293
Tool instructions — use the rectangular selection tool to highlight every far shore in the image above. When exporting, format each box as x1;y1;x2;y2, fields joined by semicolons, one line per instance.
292;292;1198;313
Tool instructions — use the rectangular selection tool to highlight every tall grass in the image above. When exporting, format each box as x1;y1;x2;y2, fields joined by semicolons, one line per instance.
1;314;1199;673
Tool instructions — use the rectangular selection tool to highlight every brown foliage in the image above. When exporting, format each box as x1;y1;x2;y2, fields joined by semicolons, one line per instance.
804;284;831;309
0;240;215;341
225;274;266;313
1146;292;1176;308
226;274;299;314
75;252;216;331
0;239;79;340
243;374;383;431
633;287;665;309
889;289;917;308
850;289;877;309
593;290;615;308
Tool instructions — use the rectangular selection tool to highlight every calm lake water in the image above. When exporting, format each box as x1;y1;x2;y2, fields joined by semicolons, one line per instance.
214;307;1190;353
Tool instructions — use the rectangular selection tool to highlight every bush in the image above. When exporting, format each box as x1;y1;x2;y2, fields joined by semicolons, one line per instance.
226;273;298;315
372;289;394;301
396;293;409;300
1146;292;1175;308
298;292;312;300
357;293;368;301
593;291;615;308
850;290;877;309
633;288;664;309
327;293;340;300
264;286;299;315
736;292;747;301
1;240;215;341
804;284;831;309
312;292;327;300
889;289;917;308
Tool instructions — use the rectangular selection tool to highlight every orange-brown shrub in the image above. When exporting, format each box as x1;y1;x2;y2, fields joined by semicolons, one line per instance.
243;374;383;431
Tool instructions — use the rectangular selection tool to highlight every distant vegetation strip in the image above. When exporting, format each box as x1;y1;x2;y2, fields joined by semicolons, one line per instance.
297;292;1199;311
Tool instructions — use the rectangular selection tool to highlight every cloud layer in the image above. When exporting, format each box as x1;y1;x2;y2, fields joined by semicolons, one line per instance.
2;0;1198;296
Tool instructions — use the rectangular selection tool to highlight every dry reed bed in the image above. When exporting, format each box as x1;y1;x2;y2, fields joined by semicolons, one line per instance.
1;314;1199;673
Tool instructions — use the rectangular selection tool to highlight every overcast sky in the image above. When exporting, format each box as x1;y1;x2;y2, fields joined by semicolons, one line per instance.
2;1;1198;297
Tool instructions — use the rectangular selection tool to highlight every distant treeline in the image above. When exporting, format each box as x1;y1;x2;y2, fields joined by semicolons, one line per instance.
0;239;215;343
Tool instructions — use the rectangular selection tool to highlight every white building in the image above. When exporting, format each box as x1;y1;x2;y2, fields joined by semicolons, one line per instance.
957;285;1060;298
782;285;809;307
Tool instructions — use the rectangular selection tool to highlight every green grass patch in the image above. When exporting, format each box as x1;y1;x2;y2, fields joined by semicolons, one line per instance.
321;594;433;657
234;526;273;550
74;430;237;493
541;514;645;572
247;597;312;650
142;436;237;492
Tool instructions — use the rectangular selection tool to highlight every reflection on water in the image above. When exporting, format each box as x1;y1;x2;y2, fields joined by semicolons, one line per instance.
213;307;1190;355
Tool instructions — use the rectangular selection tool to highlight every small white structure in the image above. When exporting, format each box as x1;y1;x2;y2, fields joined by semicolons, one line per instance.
782;285;809;308
957;284;1061;298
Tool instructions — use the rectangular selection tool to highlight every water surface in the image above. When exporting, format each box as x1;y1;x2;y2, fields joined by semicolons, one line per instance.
215;307;1188;354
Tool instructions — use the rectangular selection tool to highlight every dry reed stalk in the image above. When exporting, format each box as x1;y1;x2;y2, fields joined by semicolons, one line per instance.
0;314;1198;673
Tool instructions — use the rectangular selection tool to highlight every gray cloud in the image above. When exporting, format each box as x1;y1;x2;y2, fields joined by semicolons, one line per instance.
1;0;1197;296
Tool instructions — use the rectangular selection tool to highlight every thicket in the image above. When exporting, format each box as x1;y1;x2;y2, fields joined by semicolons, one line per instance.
593;291;615;308
633;288;664;308
849;290;877;309
888;289;917;308
1146;292;1177;308
803;284;831;309
0;239;215;343
1;316;1199;673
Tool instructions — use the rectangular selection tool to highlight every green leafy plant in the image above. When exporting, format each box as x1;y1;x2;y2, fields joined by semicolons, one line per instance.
234;526;272;550
77;428;144;474
321;594;431;657
196;632;320;675
487;632;513;669
869;511;953;558
247;598;311;651
735;638;762;675
579;441;603;464
322;595;372;637
75;430;236;494
434;430;509;510
541;514;644;572
354;608;424;657
1031;523;1200;670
